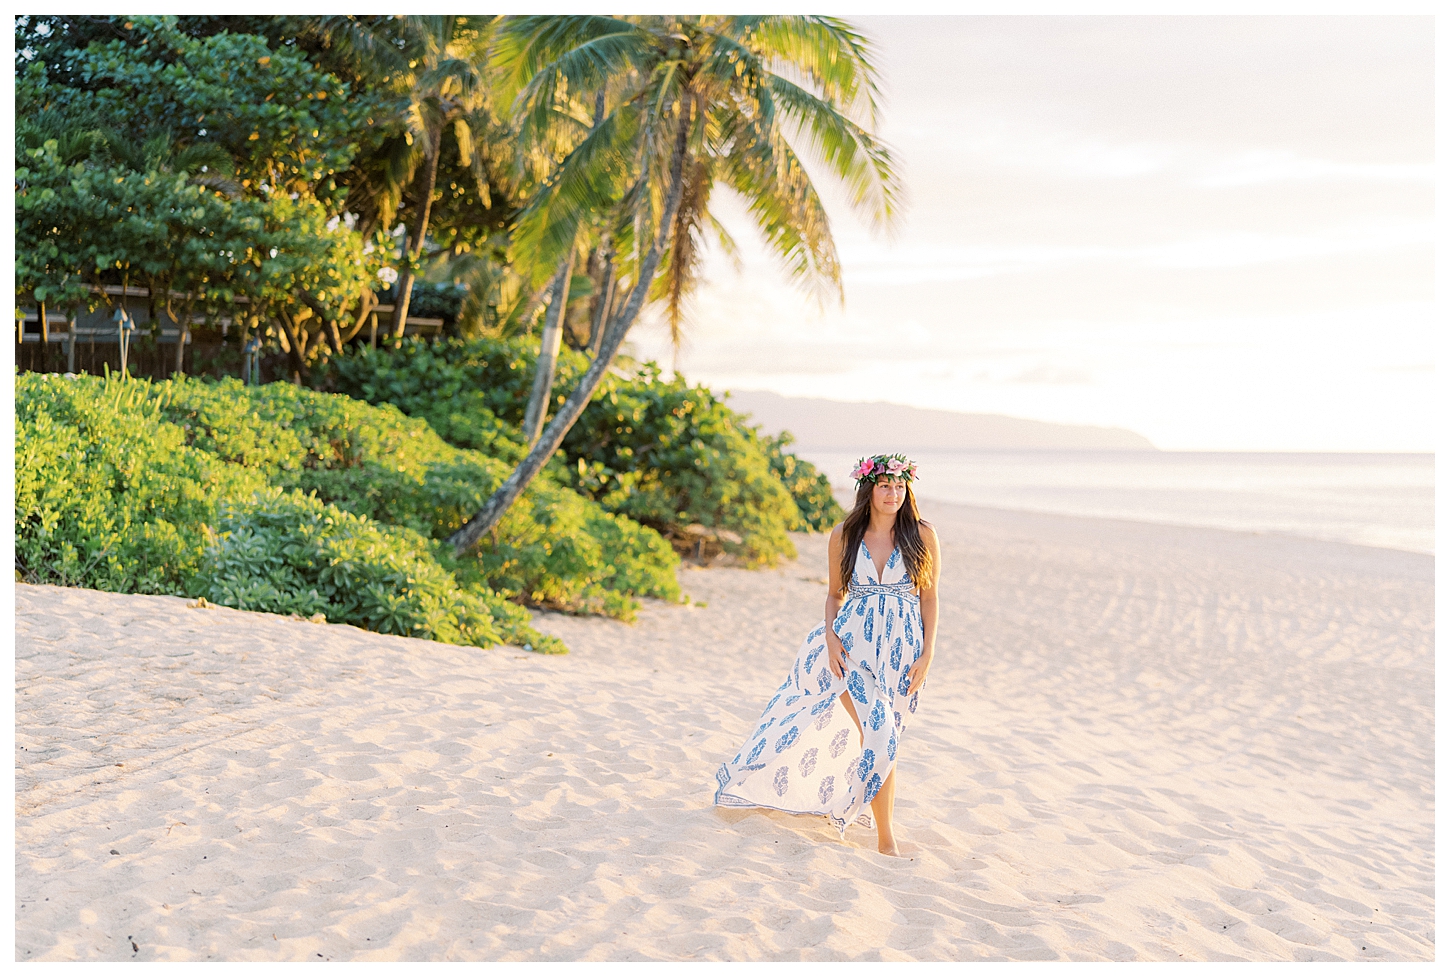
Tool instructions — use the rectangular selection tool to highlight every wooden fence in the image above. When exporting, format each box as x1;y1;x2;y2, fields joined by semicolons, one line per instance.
15;286;445;383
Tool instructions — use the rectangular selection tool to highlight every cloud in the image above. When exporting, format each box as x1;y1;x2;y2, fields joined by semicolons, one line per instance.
1190;150;1435;188
912;115;1431;190
911;118;1180;181
1009;364;1094;385
830;220;1431;285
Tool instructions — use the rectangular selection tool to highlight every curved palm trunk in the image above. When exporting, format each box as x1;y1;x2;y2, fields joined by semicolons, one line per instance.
389;127;444;343
588;249;615;357
521;252;575;446
449;105;694;556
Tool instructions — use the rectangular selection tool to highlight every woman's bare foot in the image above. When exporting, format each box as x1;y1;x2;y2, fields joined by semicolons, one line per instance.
877;835;902;856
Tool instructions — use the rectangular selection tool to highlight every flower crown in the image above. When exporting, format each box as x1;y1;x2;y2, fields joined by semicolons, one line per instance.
850;453;918;485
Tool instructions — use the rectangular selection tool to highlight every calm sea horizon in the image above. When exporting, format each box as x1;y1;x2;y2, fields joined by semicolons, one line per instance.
798;450;1434;555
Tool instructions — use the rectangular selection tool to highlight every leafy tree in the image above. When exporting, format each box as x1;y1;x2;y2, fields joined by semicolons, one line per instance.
14;18;387;377
448;15;899;555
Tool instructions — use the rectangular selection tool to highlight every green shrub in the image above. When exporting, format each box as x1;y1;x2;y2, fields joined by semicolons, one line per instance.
758;430;841;533
564;368;802;561
322;340;528;463
14;371;684;653
155;376;680;617
202;488;564;653
14;372;265;594
321;338;845;562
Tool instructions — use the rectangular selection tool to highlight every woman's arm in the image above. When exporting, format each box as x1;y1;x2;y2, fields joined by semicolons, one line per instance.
906;521;942;694
823;525;850;678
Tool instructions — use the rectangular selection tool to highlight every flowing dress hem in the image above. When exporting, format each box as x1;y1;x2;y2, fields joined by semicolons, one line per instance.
713;784;873;836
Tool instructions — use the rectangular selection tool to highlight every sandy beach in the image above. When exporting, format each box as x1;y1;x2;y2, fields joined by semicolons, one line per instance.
14;501;1434;961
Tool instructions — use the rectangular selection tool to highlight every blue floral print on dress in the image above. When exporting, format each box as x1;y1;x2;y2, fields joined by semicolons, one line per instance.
848;671;868;705
857;748;875;782
773;766;790;796
815;696;836;727
829;728;851;758
775;726;800;752
799;747;818;777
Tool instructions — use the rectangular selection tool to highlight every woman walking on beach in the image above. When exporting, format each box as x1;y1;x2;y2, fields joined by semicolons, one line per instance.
714;454;941;856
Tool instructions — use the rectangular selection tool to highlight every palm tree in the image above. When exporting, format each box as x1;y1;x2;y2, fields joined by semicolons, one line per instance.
449;14;900;555
321;16;497;341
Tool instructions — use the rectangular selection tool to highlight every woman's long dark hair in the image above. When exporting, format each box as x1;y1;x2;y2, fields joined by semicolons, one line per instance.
837;478;932;594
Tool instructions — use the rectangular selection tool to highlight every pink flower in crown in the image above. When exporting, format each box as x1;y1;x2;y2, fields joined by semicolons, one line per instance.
850;458;873;481
886;458;907;475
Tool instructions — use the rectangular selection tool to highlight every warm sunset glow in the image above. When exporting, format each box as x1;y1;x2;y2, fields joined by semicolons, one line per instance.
629;16;1435;452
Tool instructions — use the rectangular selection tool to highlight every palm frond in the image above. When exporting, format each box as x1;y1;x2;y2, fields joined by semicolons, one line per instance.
707;210;742;272
313;15;411;82
495;15;642;109
741;16;883;125
718;108;842;302
511;99;642;286
764;74;901;234
648;155;713;348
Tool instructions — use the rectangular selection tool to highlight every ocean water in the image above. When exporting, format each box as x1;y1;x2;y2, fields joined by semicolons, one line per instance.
799;451;1435;555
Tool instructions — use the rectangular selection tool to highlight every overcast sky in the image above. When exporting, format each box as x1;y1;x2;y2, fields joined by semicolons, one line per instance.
628;16;1435;452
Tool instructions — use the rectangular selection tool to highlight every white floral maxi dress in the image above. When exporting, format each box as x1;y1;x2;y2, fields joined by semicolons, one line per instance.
713;541;925;837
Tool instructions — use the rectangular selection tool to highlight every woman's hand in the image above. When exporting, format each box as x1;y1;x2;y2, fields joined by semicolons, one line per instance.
905;649;933;695
826;630;850;679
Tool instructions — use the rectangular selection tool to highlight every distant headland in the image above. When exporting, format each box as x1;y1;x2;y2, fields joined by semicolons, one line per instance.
722;390;1158;452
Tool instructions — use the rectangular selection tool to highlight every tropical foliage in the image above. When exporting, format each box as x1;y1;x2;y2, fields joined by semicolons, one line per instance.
13;14;886;651
322;337;844;561
15;372;693;651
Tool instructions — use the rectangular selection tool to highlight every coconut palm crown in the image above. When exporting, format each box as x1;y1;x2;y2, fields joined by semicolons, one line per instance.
497;14;901;345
